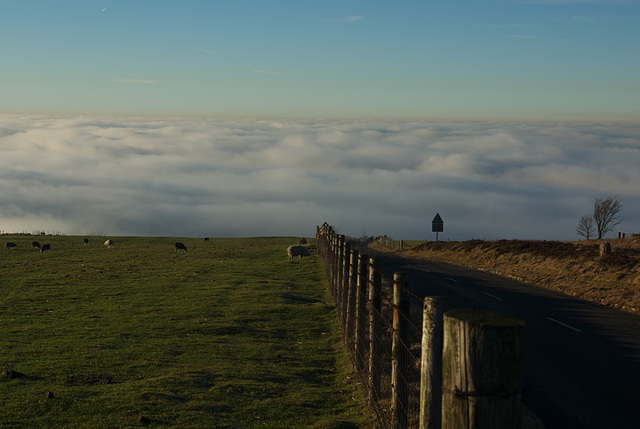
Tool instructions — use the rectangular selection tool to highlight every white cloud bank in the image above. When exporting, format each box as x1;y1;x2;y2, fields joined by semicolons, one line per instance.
1;116;639;240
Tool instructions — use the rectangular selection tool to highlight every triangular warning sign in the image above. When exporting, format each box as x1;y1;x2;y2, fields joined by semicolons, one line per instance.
432;213;443;232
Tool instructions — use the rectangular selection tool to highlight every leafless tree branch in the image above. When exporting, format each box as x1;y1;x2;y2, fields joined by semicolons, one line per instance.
593;196;623;239
576;214;595;240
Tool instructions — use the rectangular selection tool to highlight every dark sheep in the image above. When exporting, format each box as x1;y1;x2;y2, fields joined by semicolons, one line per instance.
40;244;51;253
83;238;89;245
203;237;209;241
2;370;24;379
287;245;311;261
174;242;188;253
32;241;41;249
4;242;17;250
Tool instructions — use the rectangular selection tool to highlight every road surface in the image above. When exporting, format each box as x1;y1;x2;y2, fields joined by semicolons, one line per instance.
369;250;640;429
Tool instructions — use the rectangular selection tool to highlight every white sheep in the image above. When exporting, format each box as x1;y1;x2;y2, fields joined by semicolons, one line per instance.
287;245;310;261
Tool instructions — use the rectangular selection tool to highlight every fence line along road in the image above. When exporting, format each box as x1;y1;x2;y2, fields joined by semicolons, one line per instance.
316;223;525;429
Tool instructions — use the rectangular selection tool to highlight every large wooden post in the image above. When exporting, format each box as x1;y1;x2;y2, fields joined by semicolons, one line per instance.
336;235;345;319
340;239;351;327
354;253;368;370
368;257;381;404
331;234;340;302
329;233;337;298
442;309;525;429
391;272;410;429
345;249;359;341
419;296;449;429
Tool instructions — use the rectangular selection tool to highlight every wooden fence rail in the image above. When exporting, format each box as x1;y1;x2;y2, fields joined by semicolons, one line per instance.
316;222;525;429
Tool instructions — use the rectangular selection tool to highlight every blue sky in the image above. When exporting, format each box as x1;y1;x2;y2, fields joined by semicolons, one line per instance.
1;2;639;240
1;0;638;120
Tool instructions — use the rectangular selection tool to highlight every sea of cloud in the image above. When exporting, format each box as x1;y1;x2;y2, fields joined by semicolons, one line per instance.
1;115;638;240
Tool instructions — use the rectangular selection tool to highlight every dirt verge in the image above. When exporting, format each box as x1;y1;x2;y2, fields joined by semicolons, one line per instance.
384;238;640;316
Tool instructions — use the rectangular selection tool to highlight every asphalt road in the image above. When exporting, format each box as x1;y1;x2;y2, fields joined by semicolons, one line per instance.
369;250;640;429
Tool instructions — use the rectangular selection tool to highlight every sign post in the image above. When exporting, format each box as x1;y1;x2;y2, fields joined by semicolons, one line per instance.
432;213;444;243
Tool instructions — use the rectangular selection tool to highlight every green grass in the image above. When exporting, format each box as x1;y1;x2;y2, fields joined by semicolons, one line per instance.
0;236;373;428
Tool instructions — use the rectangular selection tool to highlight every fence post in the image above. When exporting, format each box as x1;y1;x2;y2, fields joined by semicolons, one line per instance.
354;253;368;370
368;257;381;404
442;309;524;429
392;272;409;429
341;240;351;329
329;233;337;298
334;234;340;295
336;235;345;321
346;249;359;342
419;296;449;429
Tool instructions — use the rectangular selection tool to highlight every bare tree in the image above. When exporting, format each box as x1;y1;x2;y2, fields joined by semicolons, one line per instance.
593;196;623;239
576;214;595;240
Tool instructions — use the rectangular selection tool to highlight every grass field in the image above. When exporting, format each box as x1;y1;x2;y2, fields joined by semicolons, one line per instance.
0;235;373;428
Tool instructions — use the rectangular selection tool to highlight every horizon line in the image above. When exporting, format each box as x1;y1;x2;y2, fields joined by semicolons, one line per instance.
1;110;638;125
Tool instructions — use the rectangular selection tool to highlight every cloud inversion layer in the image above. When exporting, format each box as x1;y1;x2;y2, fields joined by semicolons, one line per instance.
1;116;638;240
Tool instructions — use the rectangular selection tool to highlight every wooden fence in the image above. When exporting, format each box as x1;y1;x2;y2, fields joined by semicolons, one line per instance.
316;223;525;429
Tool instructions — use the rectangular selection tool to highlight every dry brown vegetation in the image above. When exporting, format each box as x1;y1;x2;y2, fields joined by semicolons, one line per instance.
402;238;640;316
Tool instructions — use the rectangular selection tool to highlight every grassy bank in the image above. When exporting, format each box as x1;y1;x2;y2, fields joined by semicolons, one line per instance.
382;238;640;315
0;236;373;428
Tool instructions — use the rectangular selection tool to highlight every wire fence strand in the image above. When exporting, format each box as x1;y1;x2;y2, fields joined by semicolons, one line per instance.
316;224;425;429
316;222;527;429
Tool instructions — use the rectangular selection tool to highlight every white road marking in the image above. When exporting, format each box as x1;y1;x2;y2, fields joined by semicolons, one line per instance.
483;292;502;301
546;317;582;333
446;277;458;283
440;280;478;300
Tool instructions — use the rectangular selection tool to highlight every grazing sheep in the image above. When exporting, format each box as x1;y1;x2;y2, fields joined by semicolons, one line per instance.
174;242;188;253
4;242;17;250
203;237;209;241
287;245;310;261
40;243;51;253
32;241;41;249
83;238;89;245
104;239;113;248
298;237;308;245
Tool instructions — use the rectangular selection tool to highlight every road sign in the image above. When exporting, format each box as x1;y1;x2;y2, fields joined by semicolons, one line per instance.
432;213;444;233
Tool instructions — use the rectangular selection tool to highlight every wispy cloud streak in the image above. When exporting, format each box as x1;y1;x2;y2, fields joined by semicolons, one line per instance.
508;34;539;39
328;15;364;22
112;79;159;84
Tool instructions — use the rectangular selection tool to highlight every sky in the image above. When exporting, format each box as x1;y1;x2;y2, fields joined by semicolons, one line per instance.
0;1;639;240
1;0;639;120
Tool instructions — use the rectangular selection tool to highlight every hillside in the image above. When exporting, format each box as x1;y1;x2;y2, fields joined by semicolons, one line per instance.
397;238;640;316
0;235;373;428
